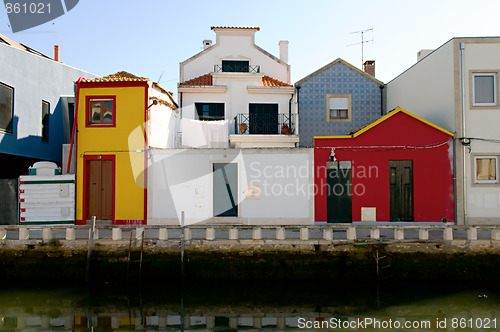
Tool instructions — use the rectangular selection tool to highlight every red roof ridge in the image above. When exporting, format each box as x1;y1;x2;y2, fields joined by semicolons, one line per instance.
180;73;213;86
211;26;260;31
262;75;292;87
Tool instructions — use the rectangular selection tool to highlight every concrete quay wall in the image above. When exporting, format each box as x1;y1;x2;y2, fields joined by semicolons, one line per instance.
1;239;500;283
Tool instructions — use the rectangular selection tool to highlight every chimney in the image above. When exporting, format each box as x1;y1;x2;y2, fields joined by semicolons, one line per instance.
279;40;289;63
54;45;59;62
417;49;434;62
363;60;375;77
203;40;212;50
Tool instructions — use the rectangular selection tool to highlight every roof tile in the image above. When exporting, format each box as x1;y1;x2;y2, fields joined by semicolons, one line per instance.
262;75;292;87
180;74;213;86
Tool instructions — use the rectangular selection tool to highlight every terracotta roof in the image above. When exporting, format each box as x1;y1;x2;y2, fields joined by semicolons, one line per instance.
179;74;213;86
83;71;149;83
211;26;260;31
150;96;177;110
262;75;292;87
180;73;291;87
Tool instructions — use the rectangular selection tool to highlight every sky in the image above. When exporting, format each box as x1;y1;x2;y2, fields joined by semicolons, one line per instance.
1;0;500;98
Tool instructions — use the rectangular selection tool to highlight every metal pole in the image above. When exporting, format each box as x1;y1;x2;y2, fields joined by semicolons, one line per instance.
85;216;96;284
180;211;185;279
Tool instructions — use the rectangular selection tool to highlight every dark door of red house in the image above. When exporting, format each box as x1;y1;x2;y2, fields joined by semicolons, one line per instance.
249;103;278;134
389;160;413;221
87;159;113;220
213;163;238;217
327;161;352;223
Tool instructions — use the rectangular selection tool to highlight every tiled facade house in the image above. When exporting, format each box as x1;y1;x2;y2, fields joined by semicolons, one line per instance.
295;59;384;147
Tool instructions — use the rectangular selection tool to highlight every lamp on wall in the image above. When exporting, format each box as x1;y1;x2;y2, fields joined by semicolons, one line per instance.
330;148;336;162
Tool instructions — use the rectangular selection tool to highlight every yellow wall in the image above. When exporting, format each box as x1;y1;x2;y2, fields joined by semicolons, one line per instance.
76;84;147;223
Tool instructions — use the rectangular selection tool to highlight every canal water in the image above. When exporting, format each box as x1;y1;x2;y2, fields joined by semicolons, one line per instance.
0;281;499;331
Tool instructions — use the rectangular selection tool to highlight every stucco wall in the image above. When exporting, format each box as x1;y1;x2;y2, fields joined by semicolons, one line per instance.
462;41;500;223
297;62;382;147
386;40;455;132
0;43;97;162
147;148;313;225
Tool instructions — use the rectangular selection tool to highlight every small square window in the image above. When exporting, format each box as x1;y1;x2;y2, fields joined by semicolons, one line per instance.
327;95;351;122
475;156;498;184
473;73;496;106
87;97;115;126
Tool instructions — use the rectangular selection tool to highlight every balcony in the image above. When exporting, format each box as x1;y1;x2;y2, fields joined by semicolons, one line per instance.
234;113;295;135
214;64;260;73
230;113;299;148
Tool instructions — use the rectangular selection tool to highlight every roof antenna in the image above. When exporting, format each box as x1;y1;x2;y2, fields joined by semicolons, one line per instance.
347;28;374;68
157;71;164;83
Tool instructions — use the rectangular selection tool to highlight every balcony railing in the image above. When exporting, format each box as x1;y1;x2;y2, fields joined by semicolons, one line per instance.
234;113;295;135
214;64;260;73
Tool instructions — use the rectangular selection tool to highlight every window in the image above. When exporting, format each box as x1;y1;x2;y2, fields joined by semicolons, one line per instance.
195;103;224;121
0;82;14;134
87;96;115;126
222;60;249;73
327;94;351;122
474;156;498;184
473;73;496;106
41;100;49;142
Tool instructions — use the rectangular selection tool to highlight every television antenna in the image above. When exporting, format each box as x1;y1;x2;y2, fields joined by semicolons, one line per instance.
347;28;373;67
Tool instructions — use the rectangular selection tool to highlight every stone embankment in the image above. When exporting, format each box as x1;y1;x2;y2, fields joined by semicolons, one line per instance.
1;224;500;283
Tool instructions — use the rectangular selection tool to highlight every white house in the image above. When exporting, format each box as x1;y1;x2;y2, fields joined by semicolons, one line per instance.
386;37;500;225
177;26;298;148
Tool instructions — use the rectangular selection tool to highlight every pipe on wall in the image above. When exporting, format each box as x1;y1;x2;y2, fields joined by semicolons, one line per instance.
460;42;468;225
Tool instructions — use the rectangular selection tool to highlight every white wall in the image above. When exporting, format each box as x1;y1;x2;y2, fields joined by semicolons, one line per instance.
462;41;500;223
147;148;313;225
0;42;98;162
181;29;289;84
386;40;455;132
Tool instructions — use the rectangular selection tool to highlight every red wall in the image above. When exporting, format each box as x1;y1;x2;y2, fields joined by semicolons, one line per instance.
314;112;455;222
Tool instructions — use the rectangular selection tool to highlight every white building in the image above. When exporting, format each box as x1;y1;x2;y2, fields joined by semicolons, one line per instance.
386;37;500;225
178;26;298;148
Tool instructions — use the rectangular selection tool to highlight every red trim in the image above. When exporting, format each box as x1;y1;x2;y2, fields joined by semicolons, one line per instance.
19;189;24;193
21;208;26;212
20;181;24;185
20;198;24;203
20;217;25;221
143;85;148;225
79;81;149;89
85;95;117;128
67;77;84;174
82;154;116;224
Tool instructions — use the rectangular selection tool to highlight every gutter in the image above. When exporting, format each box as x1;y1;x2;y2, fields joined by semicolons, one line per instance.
66;77;84;174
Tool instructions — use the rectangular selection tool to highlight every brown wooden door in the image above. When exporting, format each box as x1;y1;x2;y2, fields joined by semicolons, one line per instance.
389;160;413;221
87;159;113;220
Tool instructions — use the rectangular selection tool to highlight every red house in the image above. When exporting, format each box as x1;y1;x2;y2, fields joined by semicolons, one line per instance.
314;107;454;223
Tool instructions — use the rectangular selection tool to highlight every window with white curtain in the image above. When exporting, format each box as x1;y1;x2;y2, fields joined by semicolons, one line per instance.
473;73;496;106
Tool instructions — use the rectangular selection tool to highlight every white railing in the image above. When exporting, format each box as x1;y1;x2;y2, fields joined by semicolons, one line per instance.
0;224;499;243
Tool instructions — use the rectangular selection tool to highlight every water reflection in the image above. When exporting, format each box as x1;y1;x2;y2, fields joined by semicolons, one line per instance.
0;282;499;331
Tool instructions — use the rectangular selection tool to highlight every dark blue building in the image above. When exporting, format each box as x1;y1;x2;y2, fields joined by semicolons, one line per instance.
295;59;384;147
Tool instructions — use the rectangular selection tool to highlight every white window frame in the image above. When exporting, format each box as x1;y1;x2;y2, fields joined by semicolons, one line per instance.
474;155;499;184
472;72;497;107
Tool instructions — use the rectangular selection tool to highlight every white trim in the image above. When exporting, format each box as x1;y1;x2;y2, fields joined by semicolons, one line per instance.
177;85;227;93
472;73;497;106
247;86;294;94
473;155;499;184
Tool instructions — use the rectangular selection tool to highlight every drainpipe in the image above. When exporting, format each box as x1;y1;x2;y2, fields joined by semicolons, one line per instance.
379;84;385;116
296;86;300;137
460;42;468;225
288;92;294;128
66;77;84;174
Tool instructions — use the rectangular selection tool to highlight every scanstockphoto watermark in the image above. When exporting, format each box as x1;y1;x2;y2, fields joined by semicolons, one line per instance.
297;317;498;330
248;161;379;198
3;0;79;32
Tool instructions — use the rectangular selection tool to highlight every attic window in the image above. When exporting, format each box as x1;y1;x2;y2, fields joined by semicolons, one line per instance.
87;96;116;127
222;60;249;72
